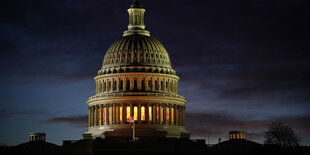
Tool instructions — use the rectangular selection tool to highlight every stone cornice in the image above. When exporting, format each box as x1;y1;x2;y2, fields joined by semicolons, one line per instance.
94;72;179;81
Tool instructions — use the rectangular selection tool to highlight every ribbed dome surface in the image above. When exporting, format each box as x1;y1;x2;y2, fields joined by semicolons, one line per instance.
102;34;171;68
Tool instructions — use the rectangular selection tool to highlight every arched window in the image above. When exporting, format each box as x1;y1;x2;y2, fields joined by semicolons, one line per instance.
149;106;152;121
141;106;145;121
134;106;138;121
161;81;164;91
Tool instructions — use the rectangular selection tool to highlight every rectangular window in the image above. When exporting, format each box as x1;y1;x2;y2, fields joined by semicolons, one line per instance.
102;108;105;124
119;106;123;122
149;106;152;121
148;80;152;89
155;80;158;90
134;106;138;121
134;80;137;90
104;82;107;92
166;107;170;122
114;81;117;90
141;106;145;121
120;80;123;90
127;80;130;90
160;106;163;122
106;107;110;124
98;107;101;125
108;81;111;91
156;106;159;122
126;106;131;120
141;80;145;90
171;108;174;123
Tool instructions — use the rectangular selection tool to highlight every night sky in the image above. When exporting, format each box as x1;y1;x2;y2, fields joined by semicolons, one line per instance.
1;0;310;146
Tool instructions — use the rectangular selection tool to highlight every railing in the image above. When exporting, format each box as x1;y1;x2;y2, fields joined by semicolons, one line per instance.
88;92;185;101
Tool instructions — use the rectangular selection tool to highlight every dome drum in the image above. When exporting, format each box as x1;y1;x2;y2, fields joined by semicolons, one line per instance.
86;102;187;138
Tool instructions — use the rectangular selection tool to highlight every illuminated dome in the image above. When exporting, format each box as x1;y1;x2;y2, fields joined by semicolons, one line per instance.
102;35;171;69
83;0;188;140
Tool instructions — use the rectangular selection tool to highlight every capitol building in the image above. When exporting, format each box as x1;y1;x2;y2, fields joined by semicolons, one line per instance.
83;0;189;139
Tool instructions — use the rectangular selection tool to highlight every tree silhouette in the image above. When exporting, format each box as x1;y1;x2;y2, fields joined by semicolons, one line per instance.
264;122;301;147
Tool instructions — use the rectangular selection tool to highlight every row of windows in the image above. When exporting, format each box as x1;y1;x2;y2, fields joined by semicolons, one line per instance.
103;51;169;65
89;104;185;127
98;67;176;76
229;133;246;140
105;51;168;62
96;78;178;93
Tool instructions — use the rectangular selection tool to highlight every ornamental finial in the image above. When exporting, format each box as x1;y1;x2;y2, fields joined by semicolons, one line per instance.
131;0;143;8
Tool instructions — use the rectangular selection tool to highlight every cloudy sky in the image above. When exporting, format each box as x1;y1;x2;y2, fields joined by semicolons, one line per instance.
1;0;309;145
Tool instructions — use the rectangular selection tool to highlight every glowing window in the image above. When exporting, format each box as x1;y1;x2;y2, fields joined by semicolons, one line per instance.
134;106;138;121
237;134;240;139
149;106;152;121
230;134;232;139
102;108;105;123
98;107;101;124
171;108;174;123
233;134;236;139
108;107;112;122
119;106;123;122
126;106;130;120
160;106;163;122
141;106;145;121
157;106;159;121
166;107;170;122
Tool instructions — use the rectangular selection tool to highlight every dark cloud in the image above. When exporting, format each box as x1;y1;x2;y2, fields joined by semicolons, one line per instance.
1;0;310;144
41;115;88;128
0;109;44;121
